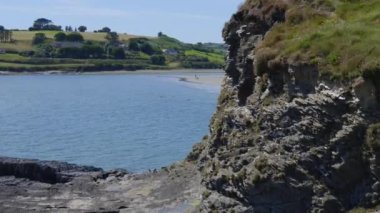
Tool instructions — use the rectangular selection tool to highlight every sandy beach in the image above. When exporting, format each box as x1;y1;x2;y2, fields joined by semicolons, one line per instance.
177;73;224;86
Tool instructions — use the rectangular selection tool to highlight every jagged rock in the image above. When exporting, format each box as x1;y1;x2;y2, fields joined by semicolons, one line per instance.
0;159;202;212
191;0;380;212
0;157;102;184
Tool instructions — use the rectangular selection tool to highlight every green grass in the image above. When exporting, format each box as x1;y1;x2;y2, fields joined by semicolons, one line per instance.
11;30;142;42
0;62;86;68
151;35;186;50
253;0;380;80
349;204;380;213
0;31;225;71
0;31;144;52
0;53;28;61
185;50;225;65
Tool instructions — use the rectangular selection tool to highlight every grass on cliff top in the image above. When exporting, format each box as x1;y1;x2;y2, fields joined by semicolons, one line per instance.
255;0;380;80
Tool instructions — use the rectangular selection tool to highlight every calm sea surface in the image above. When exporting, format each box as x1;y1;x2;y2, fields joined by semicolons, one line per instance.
0;71;221;172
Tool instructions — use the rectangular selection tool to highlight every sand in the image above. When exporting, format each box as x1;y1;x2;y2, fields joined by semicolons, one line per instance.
177;73;224;86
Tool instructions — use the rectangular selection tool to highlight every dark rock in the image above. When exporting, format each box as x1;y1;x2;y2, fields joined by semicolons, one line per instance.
190;0;380;212
0;156;102;184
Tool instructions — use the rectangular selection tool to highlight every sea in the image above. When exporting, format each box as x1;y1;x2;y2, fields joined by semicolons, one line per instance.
0;71;222;172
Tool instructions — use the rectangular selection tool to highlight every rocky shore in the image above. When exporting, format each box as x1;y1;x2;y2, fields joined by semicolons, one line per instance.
0;157;202;212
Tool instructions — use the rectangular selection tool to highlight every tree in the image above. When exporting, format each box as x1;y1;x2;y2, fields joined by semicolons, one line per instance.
105;32;119;44
78;26;87;32
151;55;166;65
56;47;84;58
82;44;104;58
112;48;125;59
30;18;61;31
32;33;47;45
128;40;140;51
66;33;84;42
0;30;13;43
33;18;52;29
141;43;154;55
54;32;67;41
0;26;4;31
65;26;73;32
98;27;111;33
158;32;163;37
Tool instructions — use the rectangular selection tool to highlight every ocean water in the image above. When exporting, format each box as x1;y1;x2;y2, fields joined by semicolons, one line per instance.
0;71;222;172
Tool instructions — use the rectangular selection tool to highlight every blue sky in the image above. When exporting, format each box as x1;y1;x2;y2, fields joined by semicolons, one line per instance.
0;0;243;43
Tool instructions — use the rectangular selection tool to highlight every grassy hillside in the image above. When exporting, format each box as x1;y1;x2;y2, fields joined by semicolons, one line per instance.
0;31;142;52
0;31;225;72
253;0;380;80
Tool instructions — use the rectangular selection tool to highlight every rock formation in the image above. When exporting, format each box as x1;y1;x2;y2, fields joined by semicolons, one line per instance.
1;1;380;212
0;157;202;212
190;0;380;212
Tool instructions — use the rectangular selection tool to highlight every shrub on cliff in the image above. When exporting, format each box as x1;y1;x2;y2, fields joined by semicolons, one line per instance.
367;123;380;150
54;32;67;42
32;33;47;45
150;55;166;65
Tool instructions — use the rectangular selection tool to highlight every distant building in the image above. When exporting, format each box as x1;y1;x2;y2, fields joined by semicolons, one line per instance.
163;49;179;56
52;42;84;49
0;49;6;54
118;43;127;49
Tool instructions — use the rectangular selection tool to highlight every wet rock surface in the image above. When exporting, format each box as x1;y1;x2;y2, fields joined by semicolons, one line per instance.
0;158;202;212
0;157;103;184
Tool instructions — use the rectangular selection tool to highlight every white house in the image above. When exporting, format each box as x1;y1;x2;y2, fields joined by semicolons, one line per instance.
163;49;179;56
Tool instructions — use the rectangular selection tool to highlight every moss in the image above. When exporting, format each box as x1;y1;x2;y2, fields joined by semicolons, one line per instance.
187;142;206;162
202;190;211;199
349;204;380;213
366;123;380;150
262;95;274;106
251;172;262;184
254;155;269;172
254;48;278;76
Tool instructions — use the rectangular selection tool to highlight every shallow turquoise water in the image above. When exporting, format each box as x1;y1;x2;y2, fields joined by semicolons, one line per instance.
0;72;221;172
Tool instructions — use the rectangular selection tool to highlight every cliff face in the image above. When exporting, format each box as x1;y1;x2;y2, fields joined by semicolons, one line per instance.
191;0;380;212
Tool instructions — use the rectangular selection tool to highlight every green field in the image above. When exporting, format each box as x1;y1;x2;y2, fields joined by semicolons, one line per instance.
0;31;143;52
185;50;225;64
0;30;225;72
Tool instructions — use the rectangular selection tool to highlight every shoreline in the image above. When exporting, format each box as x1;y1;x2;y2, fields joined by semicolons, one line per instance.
0;68;224;75
0;156;201;212
0;69;226;87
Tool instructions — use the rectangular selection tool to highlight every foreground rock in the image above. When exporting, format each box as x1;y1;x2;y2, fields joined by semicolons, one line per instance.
0;157;202;212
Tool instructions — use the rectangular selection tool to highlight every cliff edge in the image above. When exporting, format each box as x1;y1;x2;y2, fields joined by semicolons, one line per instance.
190;0;380;212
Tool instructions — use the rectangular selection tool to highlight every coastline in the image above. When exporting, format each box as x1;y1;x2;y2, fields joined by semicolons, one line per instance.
0;69;226;87
0;68;223;75
0;156;202;212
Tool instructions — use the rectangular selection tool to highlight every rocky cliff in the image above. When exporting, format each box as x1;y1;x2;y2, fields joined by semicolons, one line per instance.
190;0;380;212
1;1;380;212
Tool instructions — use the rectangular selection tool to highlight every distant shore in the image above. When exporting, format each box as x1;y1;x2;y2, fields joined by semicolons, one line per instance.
0;69;223;75
0;69;226;87
177;73;224;87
